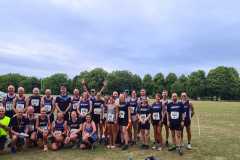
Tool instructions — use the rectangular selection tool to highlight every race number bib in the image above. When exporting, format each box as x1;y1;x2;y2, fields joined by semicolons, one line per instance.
152;113;160;120
104;113;108;119
70;129;78;134
130;107;135;114
81;108;88;116
119;111;125;118
94;108;102;115
6;102;13;111
54;131;62;136
140;114;146;121
72;103;79;110
171;112;179;119
107;113;114;122
40;126;48;131
44;104;52;112
31;99;40;106
16;103;24;110
29;124;35;132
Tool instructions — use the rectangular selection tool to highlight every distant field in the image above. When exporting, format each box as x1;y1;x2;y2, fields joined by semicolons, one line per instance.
1;101;240;160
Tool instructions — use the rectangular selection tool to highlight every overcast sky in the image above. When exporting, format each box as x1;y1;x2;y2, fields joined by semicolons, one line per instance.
0;0;239;78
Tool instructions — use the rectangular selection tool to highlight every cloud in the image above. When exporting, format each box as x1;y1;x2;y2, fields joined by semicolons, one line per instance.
0;0;240;78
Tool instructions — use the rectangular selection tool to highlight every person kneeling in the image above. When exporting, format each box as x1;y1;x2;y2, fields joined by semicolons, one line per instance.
51;112;67;151
64;111;81;148
80;114;97;150
36;108;51;151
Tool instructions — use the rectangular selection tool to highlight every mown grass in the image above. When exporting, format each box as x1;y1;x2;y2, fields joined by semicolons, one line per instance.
1;101;240;160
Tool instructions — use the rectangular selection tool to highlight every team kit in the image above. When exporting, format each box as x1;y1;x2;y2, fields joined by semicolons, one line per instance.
0;82;194;156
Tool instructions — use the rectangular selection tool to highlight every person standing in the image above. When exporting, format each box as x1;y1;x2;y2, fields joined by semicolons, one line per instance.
181;92;195;150
2;85;16;118
167;93;185;156
55;85;71;121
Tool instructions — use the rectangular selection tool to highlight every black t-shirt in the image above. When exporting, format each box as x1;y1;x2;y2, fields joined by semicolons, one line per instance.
10;116;29;133
138;105;151;122
56;95;71;112
67;118;81;130
167;101;184;125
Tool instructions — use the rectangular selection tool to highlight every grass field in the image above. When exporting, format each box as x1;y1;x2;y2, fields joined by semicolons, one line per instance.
1;101;240;160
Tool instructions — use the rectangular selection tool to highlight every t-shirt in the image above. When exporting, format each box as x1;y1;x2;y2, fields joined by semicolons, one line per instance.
0;116;11;137
10;116;29;133
137;105;151;122
56;95;71;112
67;118;81;130
167;101;184;125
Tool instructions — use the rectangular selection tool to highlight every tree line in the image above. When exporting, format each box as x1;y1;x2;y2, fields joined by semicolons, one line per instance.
0;66;239;100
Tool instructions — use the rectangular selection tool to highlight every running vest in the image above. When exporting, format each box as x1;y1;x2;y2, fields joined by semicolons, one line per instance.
29;95;41;113
15;96;26;111
106;104;116;122
38;115;49;130
182;100;192;121
3;94;16;117
151;102;162;121
129;98;138;115
79;100;90;116
118;102;129;123
43;97;54;114
71;96;80;112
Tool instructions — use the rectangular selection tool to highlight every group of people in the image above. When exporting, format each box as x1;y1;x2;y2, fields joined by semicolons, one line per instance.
0;81;194;156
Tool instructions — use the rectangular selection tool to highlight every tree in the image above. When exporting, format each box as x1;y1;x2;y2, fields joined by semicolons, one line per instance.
207;66;239;100
19;77;40;93
142;74;154;96
171;74;188;95
186;70;206;99
42;73;72;95
0;73;27;92
153;73;165;93
165;73;177;95
106;70;141;95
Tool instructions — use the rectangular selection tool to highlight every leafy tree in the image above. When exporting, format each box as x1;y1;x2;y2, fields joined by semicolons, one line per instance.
42;73;72;95
187;70;206;99
0;73;27;92
165;73;177;95
153;73;165;93
207;66;239;100
171;74;188;95
142;74;154;96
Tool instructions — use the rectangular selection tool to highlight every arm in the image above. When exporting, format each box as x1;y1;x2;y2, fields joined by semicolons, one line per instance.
90;122;97;136
88;101;93;114
82;80;89;94
128;107;131;123
13;97;17;114
63;121;68;135
55;97;62;113
99;80;107;95
190;102;195;117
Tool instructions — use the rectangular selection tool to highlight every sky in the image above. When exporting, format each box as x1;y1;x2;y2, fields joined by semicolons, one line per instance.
0;0;239;78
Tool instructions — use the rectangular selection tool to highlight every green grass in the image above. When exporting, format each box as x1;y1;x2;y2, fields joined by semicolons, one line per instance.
1;101;240;160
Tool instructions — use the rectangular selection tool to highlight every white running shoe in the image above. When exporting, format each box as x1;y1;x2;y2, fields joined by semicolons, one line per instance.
152;146;157;150
187;144;192;150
